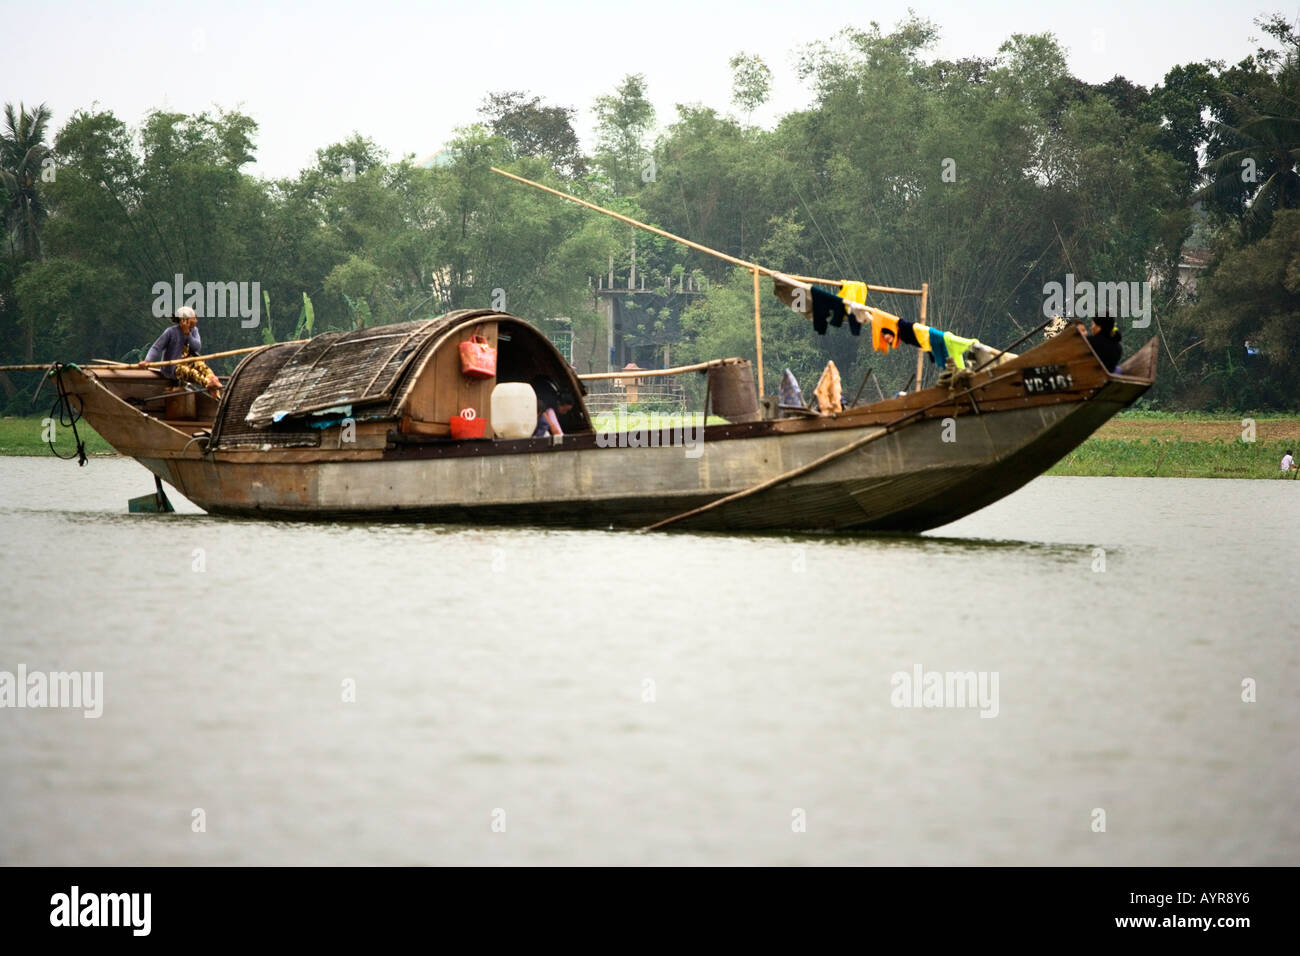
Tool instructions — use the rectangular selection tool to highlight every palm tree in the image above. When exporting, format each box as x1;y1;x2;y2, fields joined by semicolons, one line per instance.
1198;49;1300;235
0;101;53;359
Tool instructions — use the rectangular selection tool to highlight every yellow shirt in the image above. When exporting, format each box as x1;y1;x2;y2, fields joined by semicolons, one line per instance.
838;281;868;305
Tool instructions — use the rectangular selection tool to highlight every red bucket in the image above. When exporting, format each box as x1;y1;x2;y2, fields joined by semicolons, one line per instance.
459;335;497;379
450;407;487;440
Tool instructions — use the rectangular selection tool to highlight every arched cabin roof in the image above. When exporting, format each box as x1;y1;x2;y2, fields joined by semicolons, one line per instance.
209;310;585;450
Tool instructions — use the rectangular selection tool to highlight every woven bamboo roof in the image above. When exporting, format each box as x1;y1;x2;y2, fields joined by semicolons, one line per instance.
244;310;500;427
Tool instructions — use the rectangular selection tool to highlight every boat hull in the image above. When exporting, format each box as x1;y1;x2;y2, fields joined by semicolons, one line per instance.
55;331;1157;533
139;379;1136;531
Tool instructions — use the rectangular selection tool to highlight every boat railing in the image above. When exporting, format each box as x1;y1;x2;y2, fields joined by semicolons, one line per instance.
582;377;688;414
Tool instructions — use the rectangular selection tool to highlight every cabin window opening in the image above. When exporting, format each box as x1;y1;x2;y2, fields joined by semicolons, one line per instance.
491;325;591;434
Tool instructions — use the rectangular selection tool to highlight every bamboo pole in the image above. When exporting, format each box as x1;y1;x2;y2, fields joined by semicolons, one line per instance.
0;363;91;372
492;167;767;275
642;366;1025;532
489;166;927;398
141;341;306;367
915;282;929;390
753;267;764;400
0;340;304;374
790;275;924;296
642;424;890;531
577;358;745;380
492;168;930;303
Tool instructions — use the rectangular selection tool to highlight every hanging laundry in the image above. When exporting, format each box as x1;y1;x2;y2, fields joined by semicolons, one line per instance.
772;273;812;318
897;319;920;348
870;308;902;353
824;290;845;329
943;333;976;370
966;341;1015;370
929;329;949;367
813;360;842;414
912;323;932;351
838;280;868;305
810;286;846;335
779;369;805;409
845;301;870;337
965;341;993;369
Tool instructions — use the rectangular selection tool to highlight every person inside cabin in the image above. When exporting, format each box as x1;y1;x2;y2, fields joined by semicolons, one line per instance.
1085;315;1123;373
138;306;221;395
532;377;576;437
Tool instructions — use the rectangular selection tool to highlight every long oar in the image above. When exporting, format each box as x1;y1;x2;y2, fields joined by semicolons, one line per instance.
0;340;307;374
138;341;308;368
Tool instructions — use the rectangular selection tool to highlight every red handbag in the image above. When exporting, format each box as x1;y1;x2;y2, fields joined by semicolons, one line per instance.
459;334;496;379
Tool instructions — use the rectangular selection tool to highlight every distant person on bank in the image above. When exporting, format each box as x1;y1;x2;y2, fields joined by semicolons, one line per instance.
1086;316;1123;373
138;306;220;395
1283;450;1295;477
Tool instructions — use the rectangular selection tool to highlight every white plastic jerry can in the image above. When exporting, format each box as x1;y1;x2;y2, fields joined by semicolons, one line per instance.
490;382;537;439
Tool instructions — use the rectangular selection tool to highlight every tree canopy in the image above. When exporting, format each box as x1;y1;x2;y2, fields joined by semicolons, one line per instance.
2;12;1297;411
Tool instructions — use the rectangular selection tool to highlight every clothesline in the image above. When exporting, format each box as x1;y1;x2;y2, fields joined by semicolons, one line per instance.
771;272;992;371
787;275;925;297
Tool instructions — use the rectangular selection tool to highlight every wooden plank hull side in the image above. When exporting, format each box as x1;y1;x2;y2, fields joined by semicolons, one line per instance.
178;381;1143;531
60;333;1156;533
847;378;1151;532
53;367;196;470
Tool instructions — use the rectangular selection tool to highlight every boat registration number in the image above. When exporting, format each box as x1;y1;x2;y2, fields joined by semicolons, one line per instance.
1022;365;1073;394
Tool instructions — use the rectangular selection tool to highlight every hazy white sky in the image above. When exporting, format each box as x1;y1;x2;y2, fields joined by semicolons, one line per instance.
1;0;1285;178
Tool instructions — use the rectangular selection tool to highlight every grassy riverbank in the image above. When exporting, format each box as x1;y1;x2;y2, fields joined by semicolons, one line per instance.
1047;413;1299;478
0;416;115;457
2;412;1297;478
1047;439;1297;479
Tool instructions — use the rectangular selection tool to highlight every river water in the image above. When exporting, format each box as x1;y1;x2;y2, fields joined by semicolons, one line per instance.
0;456;1296;865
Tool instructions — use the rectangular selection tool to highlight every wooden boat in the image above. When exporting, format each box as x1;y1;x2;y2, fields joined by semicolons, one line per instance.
49;307;1158;532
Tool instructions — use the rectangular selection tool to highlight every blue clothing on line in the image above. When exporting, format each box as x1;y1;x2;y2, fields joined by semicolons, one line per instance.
929;329;949;367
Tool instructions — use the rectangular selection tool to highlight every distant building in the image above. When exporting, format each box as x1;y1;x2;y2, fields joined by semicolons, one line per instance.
1151;247;1212;307
1176;248;1211;296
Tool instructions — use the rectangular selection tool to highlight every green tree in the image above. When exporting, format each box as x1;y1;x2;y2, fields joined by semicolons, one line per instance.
1;102;54;359
1197;15;1300;235
479;91;587;178
1182;210;1300;408
729;53;773;122
593;74;655;195
34;107;273;362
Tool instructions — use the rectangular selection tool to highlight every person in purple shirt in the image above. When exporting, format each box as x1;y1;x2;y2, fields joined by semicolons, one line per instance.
138;306;220;393
531;376;575;437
